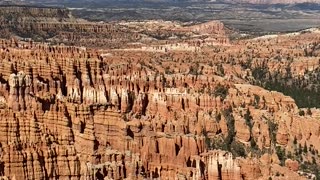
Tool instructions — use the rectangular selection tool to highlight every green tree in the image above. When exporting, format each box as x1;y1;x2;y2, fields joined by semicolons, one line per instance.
307;108;312;116
299;110;305;116
244;108;253;129
293;136;297;145
304;142;308;153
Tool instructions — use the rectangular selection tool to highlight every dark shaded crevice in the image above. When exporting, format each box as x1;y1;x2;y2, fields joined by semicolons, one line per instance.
38;152;48;179
0;76;8;89
181;98;185;110
61;74;68;96
153;168;159;178
103;167;108;177
122;156;127;177
38;97;54;112
80;121;85;134
186;158;191;167
141;94;148;116
175;143;180;156
85;61;94;86
64;106;73;128
127;127;134;139
93;139;100;151
199;161;205;177
95;169;104;180
0;162;4;176
73;65;83;103
126;91;135;112
1;77;9;97
218;162;222;180
155;140;159;153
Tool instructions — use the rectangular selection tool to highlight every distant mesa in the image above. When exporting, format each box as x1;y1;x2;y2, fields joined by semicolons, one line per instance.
224;0;320;4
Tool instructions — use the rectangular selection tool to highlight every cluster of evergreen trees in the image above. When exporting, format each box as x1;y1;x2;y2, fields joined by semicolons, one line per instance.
251;65;320;108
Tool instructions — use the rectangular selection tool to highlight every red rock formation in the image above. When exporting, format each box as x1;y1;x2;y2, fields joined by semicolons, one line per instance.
0;7;318;179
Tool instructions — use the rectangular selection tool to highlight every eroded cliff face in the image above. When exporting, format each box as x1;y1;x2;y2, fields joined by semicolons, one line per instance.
0;6;229;49
0;33;319;179
0;40;210;179
0;6;319;180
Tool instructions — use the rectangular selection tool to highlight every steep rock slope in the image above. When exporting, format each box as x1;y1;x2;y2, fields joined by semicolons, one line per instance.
0;34;319;179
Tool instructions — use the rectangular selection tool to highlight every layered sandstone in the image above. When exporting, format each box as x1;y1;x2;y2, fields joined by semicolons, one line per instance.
0;6;319;180
0;6;229;49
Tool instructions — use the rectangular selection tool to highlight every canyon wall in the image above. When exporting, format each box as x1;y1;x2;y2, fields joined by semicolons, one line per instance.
0;6;319;180
0;35;318;179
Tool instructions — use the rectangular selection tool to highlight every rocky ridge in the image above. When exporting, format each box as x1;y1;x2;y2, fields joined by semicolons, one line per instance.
0;6;228;49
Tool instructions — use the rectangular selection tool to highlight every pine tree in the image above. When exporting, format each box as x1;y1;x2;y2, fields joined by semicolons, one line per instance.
307;108;312;116
304;142;308;153
299;143;302;154
293;136;297;145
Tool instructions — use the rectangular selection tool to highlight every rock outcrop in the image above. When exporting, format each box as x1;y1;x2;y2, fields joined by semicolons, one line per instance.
0;6;319;180
0;6;229;49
